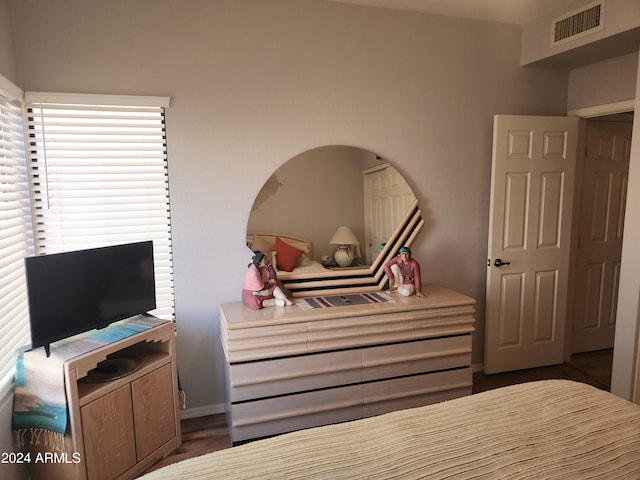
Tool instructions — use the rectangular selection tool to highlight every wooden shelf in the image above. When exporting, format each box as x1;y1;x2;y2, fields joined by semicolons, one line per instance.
77;347;172;407
27;317;181;480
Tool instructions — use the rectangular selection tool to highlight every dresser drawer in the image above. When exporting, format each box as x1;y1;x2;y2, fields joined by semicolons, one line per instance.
229;349;362;402
362;367;472;417
230;385;362;442
361;335;471;382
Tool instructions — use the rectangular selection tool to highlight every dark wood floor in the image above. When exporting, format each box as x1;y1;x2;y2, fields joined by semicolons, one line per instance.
472;348;612;394
143;349;613;475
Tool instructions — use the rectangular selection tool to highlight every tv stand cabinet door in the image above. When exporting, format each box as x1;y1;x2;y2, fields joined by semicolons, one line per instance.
131;363;177;460
81;384;136;480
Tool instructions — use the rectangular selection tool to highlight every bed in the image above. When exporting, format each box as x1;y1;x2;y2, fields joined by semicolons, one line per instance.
246;232;330;278
138;380;640;479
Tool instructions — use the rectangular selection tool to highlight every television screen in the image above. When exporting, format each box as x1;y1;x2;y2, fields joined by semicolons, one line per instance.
25;241;156;356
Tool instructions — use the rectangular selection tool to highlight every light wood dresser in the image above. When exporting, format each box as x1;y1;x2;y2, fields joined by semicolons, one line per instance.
220;284;475;443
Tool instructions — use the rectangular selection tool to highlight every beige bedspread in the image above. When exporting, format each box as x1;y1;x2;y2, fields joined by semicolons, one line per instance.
138;380;640;479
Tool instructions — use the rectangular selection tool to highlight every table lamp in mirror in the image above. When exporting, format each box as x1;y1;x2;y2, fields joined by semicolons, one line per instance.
329;226;360;267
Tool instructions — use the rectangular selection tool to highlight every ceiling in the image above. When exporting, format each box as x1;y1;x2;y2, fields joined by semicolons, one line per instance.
324;0;582;25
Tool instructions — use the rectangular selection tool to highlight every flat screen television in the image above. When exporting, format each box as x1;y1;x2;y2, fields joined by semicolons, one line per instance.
25;241;156;357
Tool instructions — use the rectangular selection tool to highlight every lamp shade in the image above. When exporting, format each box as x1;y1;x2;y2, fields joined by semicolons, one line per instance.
329;226;360;246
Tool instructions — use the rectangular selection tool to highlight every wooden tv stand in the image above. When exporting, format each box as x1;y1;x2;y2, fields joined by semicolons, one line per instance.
25;316;181;480
220;284;475;443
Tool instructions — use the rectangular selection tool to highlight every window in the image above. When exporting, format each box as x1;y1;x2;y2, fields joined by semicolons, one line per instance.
25;93;175;320
0;82;33;397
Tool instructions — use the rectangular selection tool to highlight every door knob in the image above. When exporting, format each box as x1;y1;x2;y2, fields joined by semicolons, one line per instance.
494;258;511;267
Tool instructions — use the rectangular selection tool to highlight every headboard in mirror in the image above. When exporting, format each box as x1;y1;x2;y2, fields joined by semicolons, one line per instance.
247;145;423;297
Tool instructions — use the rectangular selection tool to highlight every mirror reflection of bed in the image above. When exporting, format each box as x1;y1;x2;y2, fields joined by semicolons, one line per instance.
246;145;422;297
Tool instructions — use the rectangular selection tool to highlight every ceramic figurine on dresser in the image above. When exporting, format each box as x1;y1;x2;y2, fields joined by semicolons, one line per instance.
384;246;425;297
242;252;293;309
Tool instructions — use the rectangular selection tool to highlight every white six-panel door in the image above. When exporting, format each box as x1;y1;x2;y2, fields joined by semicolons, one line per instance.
572;120;632;353
363;163;416;264
485;115;579;374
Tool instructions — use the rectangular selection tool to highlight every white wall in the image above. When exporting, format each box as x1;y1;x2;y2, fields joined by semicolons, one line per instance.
0;0;17;83
7;0;570;416
568;52;638;111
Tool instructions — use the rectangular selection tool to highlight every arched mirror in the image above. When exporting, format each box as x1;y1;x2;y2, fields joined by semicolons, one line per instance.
247;145;424;297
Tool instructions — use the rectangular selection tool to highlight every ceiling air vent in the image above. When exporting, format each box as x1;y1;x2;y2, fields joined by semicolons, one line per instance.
551;1;604;47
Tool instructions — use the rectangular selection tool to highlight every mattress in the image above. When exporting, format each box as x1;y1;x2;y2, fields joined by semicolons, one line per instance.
138;380;640;479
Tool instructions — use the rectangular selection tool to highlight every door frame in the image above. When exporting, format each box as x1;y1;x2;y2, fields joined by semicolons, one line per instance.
565;100;635;364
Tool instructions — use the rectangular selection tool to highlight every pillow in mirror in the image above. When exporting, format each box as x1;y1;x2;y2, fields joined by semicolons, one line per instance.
285;241;312;267
273;237;304;272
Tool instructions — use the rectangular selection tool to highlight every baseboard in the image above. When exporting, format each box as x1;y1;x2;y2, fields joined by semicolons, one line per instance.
179;402;226;420
472;362;484;373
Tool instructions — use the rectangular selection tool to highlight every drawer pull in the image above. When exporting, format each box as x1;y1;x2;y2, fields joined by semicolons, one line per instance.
231;361;362;387
363;348;471;369
234;398;362;427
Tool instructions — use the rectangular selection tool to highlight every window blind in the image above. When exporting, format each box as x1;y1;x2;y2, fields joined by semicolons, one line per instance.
25;97;175;320
0;92;33;396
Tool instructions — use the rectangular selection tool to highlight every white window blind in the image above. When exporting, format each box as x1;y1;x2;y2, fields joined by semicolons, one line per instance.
25;96;174;320
0;91;33;396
